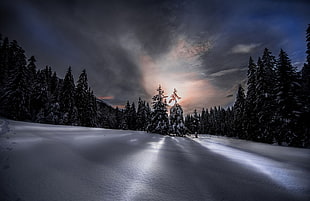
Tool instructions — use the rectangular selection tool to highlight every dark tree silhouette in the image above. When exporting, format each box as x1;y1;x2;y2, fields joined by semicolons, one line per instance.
243;57;258;140
148;85;169;135
233;84;245;139
60;67;77;125
1;41;30;120
75;69;89;126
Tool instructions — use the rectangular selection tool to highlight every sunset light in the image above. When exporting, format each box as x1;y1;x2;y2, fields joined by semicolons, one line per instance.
133;36;231;113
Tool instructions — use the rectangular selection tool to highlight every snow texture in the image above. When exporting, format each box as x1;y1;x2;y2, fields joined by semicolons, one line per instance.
0;119;309;201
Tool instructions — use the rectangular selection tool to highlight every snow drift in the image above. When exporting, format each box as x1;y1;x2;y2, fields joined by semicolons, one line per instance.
0;119;309;201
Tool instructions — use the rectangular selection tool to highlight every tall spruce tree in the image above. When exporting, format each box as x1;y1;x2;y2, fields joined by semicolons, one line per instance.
191;109;200;135
45;71;61;124
145;102;152;129
129;102;137;130
0;42;30;120
50;72;59;100
27;56;37;84
84;89;98;127
300;24;310;146
255;50;277;143
60;67;77;125
244;57;258;140
0;37;9;88
200;108;207;134
75;69;89;126
184;114;192;132
148;85;169;135
275;49;302;146
226;107;234;137
233;84;246;139
136;98;147;130
301;25;310;111
122;101;131;130
31;69;49;122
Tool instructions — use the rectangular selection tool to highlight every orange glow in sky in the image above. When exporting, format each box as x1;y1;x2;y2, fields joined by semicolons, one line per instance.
137;36;232;114
120;34;234;114
98;96;115;100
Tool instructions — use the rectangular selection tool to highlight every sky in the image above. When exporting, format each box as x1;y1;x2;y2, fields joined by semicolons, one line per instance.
1;0;309;114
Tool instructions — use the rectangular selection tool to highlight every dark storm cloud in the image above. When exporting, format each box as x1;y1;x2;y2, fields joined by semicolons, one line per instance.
1;0;188;105
177;0;310;91
1;0;309;109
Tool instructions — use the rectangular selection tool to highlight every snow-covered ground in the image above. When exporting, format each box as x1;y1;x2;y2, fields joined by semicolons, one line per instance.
0;119;309;201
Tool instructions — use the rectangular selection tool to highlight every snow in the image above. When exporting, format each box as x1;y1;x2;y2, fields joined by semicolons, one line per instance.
0;119;309;201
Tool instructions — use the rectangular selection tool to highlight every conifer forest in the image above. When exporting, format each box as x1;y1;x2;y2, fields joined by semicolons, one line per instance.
0;25;309;148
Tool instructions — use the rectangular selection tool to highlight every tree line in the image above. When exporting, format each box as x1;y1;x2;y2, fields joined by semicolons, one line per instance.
0;35;167;132
184;25;310;147
0;34;187;136
0;24;309;147
0;35;119;128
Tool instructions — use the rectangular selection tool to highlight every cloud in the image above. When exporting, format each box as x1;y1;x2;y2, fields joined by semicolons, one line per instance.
98;96;114;100
231;43;261;54
1;0;309;114
171;38;212;59
208;68;247;78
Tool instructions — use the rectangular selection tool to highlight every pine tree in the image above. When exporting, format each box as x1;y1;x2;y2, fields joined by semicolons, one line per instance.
169;103;186;136
50;71;59;101
148;85;169;135
191;109;200;136
45;102;61;125
0;37;10;88
275;49;302;146
84;89;98;127
75;69;89;126
145;102;152;129
255;50;277;143
27;56;37;85
184;114;191;132
59;67;77;125
207;108;214;134
122;101;131;129
214;107;221;135
8;40;21;77
300;24;310;147
115;107;123;129
44;71;62;124
129;102;137;130
233;84;246;139
136;98;147;130
226;107;234;137
244;57;259;140
200;108;207;134
301;25;310;111
0;42;31;120
31;69;49;121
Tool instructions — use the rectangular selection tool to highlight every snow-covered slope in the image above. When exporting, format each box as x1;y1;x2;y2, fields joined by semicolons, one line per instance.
0;119;309;201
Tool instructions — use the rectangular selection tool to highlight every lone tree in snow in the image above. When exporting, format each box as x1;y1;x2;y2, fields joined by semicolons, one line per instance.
148;85;169;135
169;89;186;136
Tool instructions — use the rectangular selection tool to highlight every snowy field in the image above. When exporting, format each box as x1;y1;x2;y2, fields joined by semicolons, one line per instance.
0;118;309;201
